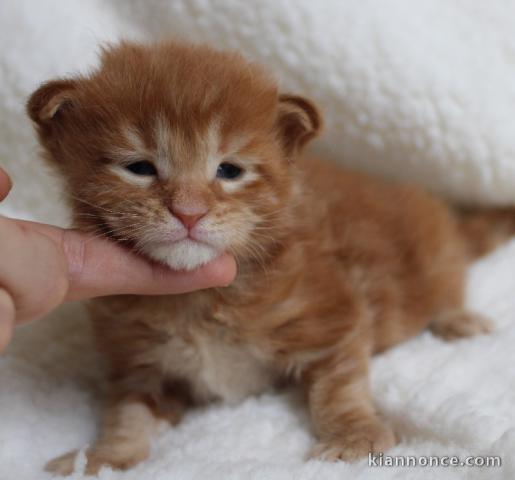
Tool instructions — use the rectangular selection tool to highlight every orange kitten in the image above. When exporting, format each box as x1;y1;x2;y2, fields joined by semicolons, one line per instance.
28;40;511;475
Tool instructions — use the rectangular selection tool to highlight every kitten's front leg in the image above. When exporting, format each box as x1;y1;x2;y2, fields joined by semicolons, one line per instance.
45;390;163;476
305;342;396;462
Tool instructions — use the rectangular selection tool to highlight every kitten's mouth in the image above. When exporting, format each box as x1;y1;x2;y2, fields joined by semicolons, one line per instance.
165;230;211;247
155;228;219;250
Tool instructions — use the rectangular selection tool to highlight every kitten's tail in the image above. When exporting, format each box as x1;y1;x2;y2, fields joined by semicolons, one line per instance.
458;207;515;259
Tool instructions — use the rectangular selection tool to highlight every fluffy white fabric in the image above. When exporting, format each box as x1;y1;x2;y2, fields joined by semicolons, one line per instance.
1;1;515;478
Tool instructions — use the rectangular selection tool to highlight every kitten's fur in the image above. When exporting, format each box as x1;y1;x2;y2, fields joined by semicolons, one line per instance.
28;41;514;475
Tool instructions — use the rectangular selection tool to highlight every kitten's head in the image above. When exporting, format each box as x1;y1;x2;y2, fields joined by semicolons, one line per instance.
27;41;321;270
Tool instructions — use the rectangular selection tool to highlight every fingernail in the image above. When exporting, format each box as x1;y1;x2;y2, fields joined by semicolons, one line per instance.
0;167;12;192
0;289;14;352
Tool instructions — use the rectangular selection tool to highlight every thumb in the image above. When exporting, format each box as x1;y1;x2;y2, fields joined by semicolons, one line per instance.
14;220;237;301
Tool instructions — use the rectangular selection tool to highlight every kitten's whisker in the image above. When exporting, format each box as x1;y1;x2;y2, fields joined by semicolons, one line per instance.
80;222;152;245
68;195;142;218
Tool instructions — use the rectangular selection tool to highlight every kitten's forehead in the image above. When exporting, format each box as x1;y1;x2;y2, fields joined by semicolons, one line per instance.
95;41;279;142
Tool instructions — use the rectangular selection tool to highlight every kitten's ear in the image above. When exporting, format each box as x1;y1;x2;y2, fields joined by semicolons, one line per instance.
27;79;78;125
276;94;322;157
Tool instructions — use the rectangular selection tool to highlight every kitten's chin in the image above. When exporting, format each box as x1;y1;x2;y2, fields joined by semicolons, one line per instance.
145;239;221;271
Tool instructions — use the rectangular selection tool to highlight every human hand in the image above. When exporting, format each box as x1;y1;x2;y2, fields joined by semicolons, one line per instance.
0;167;236;350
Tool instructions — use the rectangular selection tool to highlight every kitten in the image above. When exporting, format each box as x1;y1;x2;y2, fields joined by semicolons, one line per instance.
28;40;510;475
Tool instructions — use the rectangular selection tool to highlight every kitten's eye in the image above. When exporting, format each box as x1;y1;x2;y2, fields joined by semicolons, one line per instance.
125;160;157;176
217;162;244;180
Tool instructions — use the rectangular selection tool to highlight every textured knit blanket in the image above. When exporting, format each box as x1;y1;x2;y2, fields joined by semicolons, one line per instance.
2;1;515;479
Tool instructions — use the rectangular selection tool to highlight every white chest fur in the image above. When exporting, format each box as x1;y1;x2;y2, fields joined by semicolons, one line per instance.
154;326;276;404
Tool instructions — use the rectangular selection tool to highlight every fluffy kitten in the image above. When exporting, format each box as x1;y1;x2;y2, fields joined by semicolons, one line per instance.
28;40;511;475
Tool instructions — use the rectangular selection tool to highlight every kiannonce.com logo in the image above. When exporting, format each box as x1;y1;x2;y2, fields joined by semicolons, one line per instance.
369;453;502;468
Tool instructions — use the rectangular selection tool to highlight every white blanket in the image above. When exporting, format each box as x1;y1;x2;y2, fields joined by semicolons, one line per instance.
1;1;515;479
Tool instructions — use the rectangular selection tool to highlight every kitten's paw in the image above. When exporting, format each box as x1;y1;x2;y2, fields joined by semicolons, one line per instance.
45;445;148;476
307;422;396;462
430;310;493;341
45;451;78;476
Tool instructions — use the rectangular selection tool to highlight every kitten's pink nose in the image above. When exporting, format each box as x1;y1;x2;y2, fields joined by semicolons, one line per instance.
170;208;207;229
